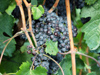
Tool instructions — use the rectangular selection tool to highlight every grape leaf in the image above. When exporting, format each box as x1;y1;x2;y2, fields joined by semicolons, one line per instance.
0;0;13;12
5;1;16;15
89;46;100;53
76;56;85;69
90;59;100;75
31;66;47;75
37;0;44;5
32;5;44;20
81;17;100;50
86;72;96;75
20;42;30;53
56;55;71;75
16;61;47;75
31;0;38;5
0;13;16;56
0;51;33;73
85;0;97;5
56;55;85;75
81;0;100;20
81;0;100;50
0;73;2;75
45;40;58;55
38;5;44;14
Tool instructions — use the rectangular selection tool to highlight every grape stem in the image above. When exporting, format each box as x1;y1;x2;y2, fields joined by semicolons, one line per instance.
65;0;76;75
23;0;37;47
43;0;46;5
76;52;100;67
43;54;64;75
86;47;91;73
0;31;24;64
79;33;84;75
30;54;38;70
59;51;100;67
15;0;37;52
48;0;59;13
58;51;71;55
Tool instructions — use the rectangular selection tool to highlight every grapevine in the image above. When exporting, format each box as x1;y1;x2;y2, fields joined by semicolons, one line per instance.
0;0;100;75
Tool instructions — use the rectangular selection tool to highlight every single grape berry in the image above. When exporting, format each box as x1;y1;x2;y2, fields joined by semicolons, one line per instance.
54;32;58;36
32;50;37;56
43;45;47;48
27;50;32;54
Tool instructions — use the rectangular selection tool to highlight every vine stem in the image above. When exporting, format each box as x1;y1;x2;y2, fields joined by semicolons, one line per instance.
15;0;36;51
76;52;100;66
58;51;71;55
48;0;59;13
0;31;23;64
43;0;46;5
59;51;100;67
23;0;37;47
30;54;38;70
86;47;91;73
79;33;84;75
65;0;76;75
43;54;64;75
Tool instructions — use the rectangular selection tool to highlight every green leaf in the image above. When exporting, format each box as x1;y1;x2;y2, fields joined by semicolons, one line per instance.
81;17;100;50
38;5;44;14
89;46;100;53
45;40;58;55
21;42;30;53
81;0;100;50
81;0;100;20
76;56;85;69
32;5;44;20
32;66;47;75
84;63;91;69
37;0;44;5
86;72;96;75
0;51;33;73
16;61;31;75
5;1;16;15
0;73;2;75
56;55;72;75
56;55;85;75
0;0;13;12
16;61;47;75
31;0;38;5
85;0;97;5
0;13;16;56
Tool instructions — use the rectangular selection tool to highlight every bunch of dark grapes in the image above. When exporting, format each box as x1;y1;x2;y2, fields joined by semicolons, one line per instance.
45;0;73;17
23;8;77;52
45;0;85;17
24;7;77;75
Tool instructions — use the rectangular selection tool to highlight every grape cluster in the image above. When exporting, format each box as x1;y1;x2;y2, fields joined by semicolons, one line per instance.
45;0;73;17
23;9;77;53
45;0;85;17
24;7;77;74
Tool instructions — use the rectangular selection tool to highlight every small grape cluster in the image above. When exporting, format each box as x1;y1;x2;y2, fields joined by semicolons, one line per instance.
27;44;64;74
